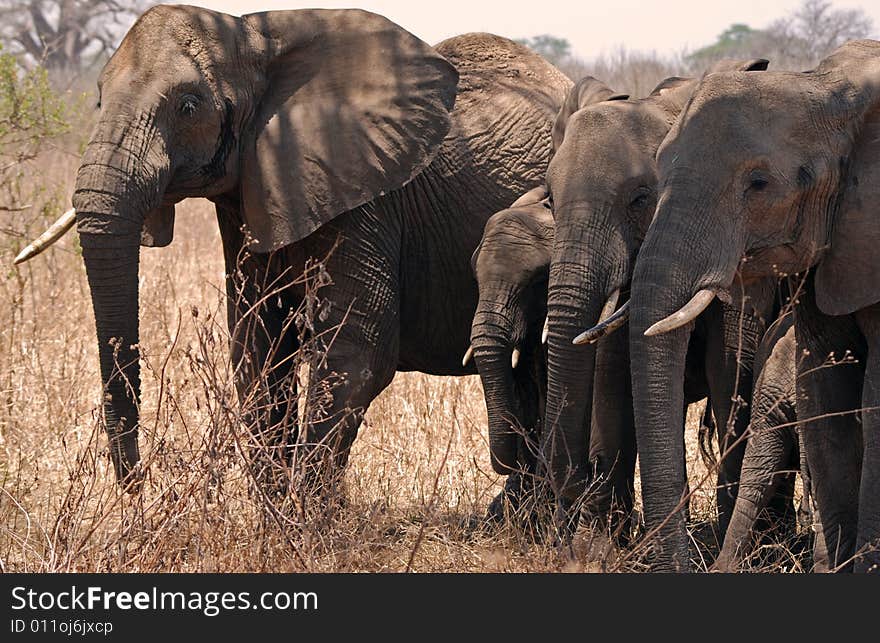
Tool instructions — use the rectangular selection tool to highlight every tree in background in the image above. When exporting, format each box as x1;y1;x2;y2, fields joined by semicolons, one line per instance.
772;0;874;64
0;42;72;263
0;1;152;81
0;45;68;213
515;34;572;66
517;0;875;94
688;0;874;69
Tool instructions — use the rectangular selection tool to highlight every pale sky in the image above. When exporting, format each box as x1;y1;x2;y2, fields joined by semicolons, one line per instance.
174;0;880;59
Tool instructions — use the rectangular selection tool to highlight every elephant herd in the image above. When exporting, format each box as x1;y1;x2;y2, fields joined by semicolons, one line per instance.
15;5;880;572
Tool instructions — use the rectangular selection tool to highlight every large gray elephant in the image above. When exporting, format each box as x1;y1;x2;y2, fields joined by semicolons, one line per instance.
541;59;775;539
628;39;880;572
18;5;571;489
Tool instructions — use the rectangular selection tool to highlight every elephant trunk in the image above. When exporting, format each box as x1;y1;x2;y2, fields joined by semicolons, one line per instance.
542;213;619;500
472;291;526;474
629;259;692;571
629;196;739;571
73;118;168;487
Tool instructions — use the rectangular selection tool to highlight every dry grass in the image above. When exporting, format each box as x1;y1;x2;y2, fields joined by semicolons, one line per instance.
0;137;814;575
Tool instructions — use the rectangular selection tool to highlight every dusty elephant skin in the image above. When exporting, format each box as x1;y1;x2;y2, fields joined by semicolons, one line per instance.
61;5;571;491
630;39;880;572
540;60;775;541
469;198;553;519
714;315;829;572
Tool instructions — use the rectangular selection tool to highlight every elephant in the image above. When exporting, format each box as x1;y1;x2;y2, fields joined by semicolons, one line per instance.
17;5;572;492
628;39;880;572
713;315;815;570
541;59;776;541
466;77;639;524
467;195;553;523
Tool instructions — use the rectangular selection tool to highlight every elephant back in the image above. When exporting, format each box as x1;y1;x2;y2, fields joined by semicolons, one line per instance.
431;34;572;198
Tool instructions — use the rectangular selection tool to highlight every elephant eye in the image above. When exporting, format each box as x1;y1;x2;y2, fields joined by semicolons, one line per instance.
629;187;653;210
179;93;200;116
747;171;770;193
630;194;648;209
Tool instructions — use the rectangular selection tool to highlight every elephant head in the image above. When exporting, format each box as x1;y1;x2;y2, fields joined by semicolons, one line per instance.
469;198;554;474
541;60;768;501
30;5;457;487
628;40;880;569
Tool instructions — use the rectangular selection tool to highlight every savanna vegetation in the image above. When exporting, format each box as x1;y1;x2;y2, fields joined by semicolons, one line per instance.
0;0;874;573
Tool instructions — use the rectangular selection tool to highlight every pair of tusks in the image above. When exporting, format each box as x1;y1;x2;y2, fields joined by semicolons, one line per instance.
572;301;630;345
542;290;623;346
461;345;521;369
570;289;624;345
571;288;715;344
13;208;76;265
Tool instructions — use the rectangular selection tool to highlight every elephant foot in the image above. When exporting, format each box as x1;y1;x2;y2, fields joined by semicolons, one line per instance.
483;472;556;541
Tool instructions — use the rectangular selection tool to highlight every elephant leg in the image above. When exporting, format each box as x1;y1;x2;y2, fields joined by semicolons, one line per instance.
703;300;763;538
216;201;300;492
855;305;880;573
796;414;830;571
714;423;796;571
587;326;636;544
295;213;401;487
797;286;865;572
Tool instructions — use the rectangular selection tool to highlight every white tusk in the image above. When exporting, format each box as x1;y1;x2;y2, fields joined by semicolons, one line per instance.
14;208;77;265
573;301;630;345
644;289;716;337
541;317;549;345
597;289;621;324
462;345;474;367
511;347;521;369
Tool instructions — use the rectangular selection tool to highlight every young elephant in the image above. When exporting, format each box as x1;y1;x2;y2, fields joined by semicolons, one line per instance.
542;59;774;540
714;316;829;571
468;196;554;520
629;40;880;572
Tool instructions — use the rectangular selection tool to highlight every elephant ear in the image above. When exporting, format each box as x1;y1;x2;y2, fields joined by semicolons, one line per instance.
648;76;691;97
707;58;770;73
140;205;174;247
814;46;880;315
240;9;458;252
551;76;628;150
647;62;767;114
509;185;548;208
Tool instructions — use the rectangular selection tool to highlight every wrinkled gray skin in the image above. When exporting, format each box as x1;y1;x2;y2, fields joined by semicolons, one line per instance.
469;198;553;519
542;62;775;539
71;4;570;489
630;40;880;571
714;316;829;571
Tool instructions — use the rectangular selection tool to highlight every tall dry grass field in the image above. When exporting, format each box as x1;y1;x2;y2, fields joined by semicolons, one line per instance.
0;111;813;576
